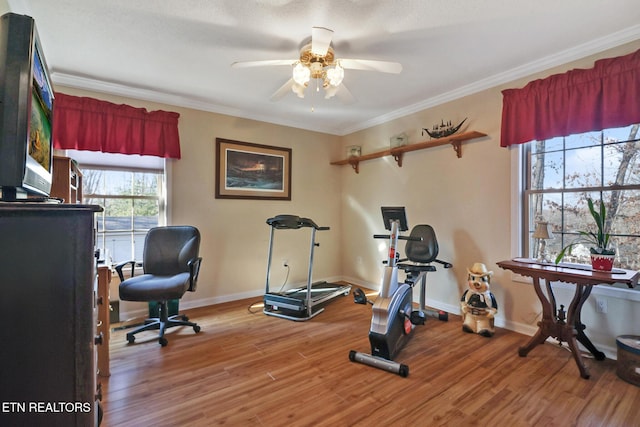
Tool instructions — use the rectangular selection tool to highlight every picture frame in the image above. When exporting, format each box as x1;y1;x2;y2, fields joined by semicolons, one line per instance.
215;138;292;200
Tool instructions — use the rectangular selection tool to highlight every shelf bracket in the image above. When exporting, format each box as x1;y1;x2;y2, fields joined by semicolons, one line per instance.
451;141;463;158
348;159;360;174
391;150;404;167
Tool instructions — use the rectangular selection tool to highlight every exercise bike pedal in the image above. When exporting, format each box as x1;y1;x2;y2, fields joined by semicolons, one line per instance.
410;310;426;325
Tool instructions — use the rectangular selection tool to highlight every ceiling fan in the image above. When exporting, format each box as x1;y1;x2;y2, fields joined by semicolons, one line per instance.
231;27;402;103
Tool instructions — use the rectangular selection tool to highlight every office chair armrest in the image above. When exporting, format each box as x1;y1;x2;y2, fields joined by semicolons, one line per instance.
115;260;137;282
187;257;202;292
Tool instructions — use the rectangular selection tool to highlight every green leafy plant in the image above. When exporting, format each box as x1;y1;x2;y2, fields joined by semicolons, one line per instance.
555;198;615;264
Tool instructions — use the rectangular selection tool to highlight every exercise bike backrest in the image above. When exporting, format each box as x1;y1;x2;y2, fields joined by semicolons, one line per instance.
399;224;453;270
376;223;453;269
374;219;422;268
403;225;438;263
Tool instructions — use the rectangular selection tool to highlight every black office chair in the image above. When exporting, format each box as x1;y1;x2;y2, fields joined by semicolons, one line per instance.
116;226;202;346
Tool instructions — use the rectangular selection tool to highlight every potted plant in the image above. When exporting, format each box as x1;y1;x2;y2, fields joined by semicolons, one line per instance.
554;198;616;271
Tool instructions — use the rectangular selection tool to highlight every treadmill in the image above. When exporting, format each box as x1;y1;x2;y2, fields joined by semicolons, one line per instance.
263;214;351;321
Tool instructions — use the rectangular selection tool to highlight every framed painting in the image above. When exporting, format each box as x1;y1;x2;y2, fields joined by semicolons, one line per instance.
215;138;292;200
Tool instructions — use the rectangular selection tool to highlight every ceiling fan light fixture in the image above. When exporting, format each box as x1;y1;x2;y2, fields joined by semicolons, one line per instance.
323;84;338;99
326;62;344;87
292;62;310;86
292;82;306;98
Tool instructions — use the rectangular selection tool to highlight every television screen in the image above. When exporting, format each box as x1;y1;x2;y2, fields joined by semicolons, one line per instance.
28;47;53;173
0;13;54;200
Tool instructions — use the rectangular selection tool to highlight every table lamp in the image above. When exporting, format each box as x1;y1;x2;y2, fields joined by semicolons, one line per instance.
532;221;554;263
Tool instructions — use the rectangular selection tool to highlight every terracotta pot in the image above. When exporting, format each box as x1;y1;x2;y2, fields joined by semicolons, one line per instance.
591;253;615;271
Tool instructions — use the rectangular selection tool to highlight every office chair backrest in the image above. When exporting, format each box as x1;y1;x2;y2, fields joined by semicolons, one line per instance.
405;224;439;264
143;226;201;276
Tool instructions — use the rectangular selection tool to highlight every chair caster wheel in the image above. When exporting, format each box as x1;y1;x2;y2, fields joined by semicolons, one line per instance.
193;325;201;333
181;315;189;321
126;334;135;344
159;337;168;346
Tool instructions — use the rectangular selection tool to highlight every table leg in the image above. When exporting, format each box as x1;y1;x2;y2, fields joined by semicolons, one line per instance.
571;285;606;361
562;285;594;378
518;277;596;379
518;276;553;356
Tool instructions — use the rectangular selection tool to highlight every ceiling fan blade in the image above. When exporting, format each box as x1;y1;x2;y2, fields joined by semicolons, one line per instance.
232;59;295;68
336;83;355;104
338;59;402;74
270;78;294;101
311;26;333;56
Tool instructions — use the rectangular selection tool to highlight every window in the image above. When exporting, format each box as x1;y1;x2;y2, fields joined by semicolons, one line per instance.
523;124;640;272
73;151;166;265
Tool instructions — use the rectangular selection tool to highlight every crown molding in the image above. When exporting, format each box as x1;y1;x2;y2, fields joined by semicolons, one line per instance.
340;24;640;135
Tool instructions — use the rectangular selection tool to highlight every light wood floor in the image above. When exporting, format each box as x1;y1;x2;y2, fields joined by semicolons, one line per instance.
100;292;640;427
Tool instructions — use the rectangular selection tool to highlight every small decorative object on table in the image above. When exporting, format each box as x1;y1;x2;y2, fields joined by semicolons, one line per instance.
555;198;615;271
422;117;467;139
532;220;554;263
461;262;498;337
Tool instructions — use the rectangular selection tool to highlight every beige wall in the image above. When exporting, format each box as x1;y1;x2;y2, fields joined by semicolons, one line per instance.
56;87;343;317
58;39;640;357
337;87;509;311
338;39;640;357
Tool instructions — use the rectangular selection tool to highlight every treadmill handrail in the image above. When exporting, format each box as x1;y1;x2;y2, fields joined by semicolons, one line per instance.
266;214;330;231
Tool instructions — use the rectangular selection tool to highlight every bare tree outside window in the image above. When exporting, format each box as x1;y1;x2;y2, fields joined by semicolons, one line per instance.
83;167;165;264
524;124;640;272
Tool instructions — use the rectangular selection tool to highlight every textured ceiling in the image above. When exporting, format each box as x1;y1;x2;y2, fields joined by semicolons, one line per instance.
8;0;640;135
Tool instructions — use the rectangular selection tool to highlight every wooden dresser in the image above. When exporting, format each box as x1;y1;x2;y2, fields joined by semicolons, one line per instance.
50;156;83;204
0;203;103;426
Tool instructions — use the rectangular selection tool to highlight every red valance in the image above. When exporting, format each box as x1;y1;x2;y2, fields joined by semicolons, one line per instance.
53;93;181;158
501;48;640;147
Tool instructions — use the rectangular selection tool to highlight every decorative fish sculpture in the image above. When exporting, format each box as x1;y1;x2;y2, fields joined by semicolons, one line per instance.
422;118;467;139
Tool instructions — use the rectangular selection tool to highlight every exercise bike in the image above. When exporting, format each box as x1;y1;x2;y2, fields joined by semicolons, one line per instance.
349;207;452;377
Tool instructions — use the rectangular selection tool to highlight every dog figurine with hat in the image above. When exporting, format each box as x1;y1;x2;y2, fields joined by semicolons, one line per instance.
461;262;498;337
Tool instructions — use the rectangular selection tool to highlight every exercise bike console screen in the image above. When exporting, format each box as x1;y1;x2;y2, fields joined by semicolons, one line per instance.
381;206;408;231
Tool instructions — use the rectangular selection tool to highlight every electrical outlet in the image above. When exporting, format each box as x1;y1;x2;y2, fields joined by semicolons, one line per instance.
282;259;289;268
596;298;607;314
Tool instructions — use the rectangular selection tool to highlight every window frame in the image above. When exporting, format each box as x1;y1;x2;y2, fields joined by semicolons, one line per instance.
82;162;167;265
513;127;640;299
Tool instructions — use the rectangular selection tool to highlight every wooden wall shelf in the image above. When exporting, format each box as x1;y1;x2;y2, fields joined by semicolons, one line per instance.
330;130;487;173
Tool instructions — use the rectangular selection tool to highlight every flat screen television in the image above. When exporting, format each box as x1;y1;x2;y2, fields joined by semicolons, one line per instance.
0;13;54;201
